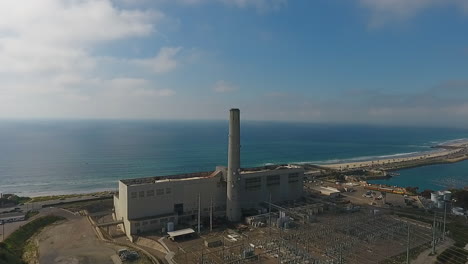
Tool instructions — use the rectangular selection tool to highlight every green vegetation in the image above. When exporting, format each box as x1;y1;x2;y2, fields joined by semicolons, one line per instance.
0;194;31;207
0;215;65;264
450;189;468;208
28;193;84;203
21;238;39;264
59;198;113;213
405;186;419;196
25;210;39;220
28;191;112;203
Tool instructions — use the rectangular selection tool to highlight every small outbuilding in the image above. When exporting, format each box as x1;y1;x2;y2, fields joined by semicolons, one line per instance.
167;228;196;241
311;186;341;198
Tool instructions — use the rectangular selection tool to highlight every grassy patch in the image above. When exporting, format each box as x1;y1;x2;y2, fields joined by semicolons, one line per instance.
0;195;31;207
25;210;39;220
58;198;113;213
22;238;39;264
0;215;65;264
28;194;84;203
28;191;113;203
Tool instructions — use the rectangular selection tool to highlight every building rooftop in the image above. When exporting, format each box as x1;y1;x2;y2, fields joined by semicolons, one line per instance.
167;228;195;238
240;164;302;174
120;164;303;186
120;171;220;186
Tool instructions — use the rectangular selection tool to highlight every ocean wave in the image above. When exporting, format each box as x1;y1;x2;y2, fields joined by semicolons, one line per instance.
0;182;51;188
434;138;468;146
294;151;430;165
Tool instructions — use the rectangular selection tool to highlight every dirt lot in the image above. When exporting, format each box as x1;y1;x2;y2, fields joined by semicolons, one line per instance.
340;185;412;208
36;215;121;264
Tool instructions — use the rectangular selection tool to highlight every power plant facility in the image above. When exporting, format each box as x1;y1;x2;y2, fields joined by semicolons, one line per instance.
109;109;454;264
113;109;304;238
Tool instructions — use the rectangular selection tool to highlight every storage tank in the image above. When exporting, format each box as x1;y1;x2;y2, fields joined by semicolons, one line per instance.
167;222;174;232
431;192;439;203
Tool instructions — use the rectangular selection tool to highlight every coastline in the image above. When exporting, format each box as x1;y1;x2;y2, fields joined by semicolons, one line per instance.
3;138;468;199
315;140;468;172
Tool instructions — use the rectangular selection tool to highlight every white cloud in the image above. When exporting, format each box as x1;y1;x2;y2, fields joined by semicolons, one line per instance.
219;0;287;11
0;0;181;119
0;77;175;119
152;0;287;12
213;80;237;93
0;0;159;74
107;78;176;97
358;0;468;27
134;47;182;74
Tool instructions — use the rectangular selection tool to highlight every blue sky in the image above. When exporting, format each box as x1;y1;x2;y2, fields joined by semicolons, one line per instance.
0;0;467;127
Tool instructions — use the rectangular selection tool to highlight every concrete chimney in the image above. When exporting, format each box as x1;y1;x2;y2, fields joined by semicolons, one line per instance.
226;108;241;222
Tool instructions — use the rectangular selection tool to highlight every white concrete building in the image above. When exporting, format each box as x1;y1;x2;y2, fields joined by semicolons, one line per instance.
113;164;304;238
113;109;305;239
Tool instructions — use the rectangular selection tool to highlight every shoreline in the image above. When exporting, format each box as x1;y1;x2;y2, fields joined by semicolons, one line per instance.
4;139;468;199
315;140;468;172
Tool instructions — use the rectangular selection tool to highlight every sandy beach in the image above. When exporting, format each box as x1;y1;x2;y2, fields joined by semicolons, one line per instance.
318;141;468;171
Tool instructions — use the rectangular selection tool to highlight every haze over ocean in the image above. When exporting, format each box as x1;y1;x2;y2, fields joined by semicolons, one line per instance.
1;120;468;196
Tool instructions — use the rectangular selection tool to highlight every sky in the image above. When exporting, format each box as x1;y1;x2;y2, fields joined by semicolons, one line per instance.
0;0;468;127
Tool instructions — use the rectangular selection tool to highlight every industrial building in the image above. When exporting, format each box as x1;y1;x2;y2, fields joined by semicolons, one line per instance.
113;109;305;239
430;190;452;209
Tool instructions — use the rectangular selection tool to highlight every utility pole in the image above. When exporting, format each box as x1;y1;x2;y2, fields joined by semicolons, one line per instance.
1;221;4;242
277;227;282;264
222;236;225;261
198;193;201;234
268;193;272;236
339;245;344;264
442;201;447;240
432;212;437;255
209;196;213;232
406;224;411;264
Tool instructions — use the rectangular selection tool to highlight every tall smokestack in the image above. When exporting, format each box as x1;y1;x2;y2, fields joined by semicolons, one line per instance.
226;108;241;222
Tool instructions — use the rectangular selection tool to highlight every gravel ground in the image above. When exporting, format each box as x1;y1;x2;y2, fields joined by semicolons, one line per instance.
37;215;120;264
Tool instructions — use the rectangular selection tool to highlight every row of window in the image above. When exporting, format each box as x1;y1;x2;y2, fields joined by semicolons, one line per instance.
130;187;172;199
245;177;262;190
245;173;301;190
266;175;280;186
134;216;176;227
288;173;300;183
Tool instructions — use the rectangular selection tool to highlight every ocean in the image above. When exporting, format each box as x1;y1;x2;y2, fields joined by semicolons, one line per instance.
0;120;467;196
